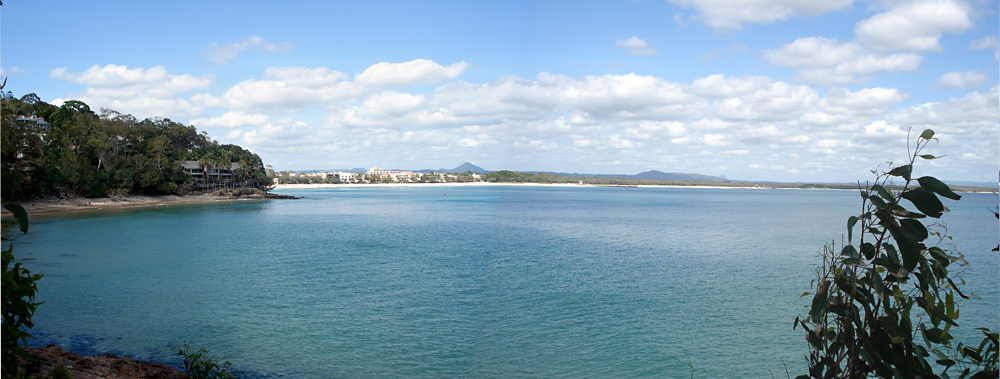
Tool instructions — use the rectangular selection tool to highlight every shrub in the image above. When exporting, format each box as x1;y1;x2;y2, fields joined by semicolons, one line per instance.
178;343;233;379
796;129;998;378
2;201;42;377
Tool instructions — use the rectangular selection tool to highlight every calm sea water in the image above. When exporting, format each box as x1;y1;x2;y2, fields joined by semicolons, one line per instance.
11;186;998;378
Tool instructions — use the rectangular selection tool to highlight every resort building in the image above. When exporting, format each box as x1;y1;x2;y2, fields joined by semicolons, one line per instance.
366;166;416;182
15;115;51;137
176;160;241;183
334;172;358;182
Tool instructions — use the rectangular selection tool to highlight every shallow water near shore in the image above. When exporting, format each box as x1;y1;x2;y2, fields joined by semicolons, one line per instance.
12;186;998;378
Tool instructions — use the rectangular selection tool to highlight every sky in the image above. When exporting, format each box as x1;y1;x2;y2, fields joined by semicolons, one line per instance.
1;0;997;182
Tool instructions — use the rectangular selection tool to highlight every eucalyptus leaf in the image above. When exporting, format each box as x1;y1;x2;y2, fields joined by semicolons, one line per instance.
2;203;28;234
872;184;894;201
901;188;944;218
920;129;935;140
917;176;961;201
888;165;912;180
848;216;859;241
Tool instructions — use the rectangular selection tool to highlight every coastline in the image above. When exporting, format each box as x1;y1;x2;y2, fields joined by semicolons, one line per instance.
272;182;996;193
0;195;263;218
3;181;990;218
272;182;738;190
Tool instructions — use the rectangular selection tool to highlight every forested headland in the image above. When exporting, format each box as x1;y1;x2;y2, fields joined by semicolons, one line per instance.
1;93;271;201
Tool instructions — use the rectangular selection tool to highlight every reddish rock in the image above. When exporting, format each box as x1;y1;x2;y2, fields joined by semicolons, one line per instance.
18;344;184;379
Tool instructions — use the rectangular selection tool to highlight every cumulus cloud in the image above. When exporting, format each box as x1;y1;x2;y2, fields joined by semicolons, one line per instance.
241;120;315;148
763;37;922;85
668;0;853;31
968;36;999;60
190;111;269;128
192;66;367;113
354;59;474;88
714;82;819;121
854;0;972;51
615;36;658;56
687;74;772;98
202;36;294;65
888;85;998;130
50;64;212;93
49;64;213;118
47;58;995;182
820;87;908;116
929;71;987;90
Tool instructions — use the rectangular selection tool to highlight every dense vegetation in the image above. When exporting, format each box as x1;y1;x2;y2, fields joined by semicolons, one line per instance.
1;199;39;377
797;130;998;378
1;93;270;201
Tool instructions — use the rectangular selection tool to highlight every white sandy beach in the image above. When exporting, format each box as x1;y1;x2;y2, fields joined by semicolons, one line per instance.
271;182;740;190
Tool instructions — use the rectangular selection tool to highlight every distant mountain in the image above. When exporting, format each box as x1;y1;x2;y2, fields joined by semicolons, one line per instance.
449;162;489;174
414;162;490;174
632;170;726;182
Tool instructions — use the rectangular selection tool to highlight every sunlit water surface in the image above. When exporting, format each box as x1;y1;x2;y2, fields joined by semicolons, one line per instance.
12;186;998;378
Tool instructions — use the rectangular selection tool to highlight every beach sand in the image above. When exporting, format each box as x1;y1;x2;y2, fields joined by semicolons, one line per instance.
271;182;591;189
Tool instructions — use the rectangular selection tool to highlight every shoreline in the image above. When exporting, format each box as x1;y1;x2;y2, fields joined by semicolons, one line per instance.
272;182;741;190
272;182;996;193
0;195;266;219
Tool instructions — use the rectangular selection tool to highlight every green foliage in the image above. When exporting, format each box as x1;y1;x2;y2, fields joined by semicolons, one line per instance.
2;201;42;377
0;94;271;201
796;129;998;379
178;343;233;379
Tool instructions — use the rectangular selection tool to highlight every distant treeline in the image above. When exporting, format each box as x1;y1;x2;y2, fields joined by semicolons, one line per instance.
481;170;992;192
1;93;270;201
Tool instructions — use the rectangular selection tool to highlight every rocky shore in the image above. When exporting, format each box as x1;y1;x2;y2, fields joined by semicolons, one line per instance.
1;189;298;218
18;345;183;379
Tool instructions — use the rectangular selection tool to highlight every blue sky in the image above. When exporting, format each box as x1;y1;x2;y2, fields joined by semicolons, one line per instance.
2;0;997;182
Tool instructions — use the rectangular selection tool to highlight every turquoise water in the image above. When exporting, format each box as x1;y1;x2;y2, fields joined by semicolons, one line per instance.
11;186;998;378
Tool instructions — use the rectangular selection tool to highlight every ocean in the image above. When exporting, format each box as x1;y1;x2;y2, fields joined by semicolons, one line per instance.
11;186;998;378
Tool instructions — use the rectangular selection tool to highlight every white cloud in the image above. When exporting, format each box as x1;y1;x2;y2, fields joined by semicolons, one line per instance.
202;36;294;65
929;71;987;90
687;74;772;98
1;66;25;75
190;111;269;128
615;36;658;56
49;64;213;118
459;137;483;147
820;87;908;116
192;66;367;113
241;120;315;148
968;36;999;60
763;37;922;85
50;64;212;93
354;59;474;88
668;0;853;31
762;37;864;68
714;82;819;121
888;85;998;133
855;0;972;52
623;121;687;141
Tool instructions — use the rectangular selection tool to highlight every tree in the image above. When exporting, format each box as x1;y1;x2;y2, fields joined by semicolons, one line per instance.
796;129;998;379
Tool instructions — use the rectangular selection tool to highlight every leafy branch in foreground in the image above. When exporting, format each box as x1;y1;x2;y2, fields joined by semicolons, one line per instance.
2;188;43;377
795;129;998;379
179;343;233;379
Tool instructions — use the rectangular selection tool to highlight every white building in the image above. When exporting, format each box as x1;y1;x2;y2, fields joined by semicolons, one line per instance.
334;172;358;182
